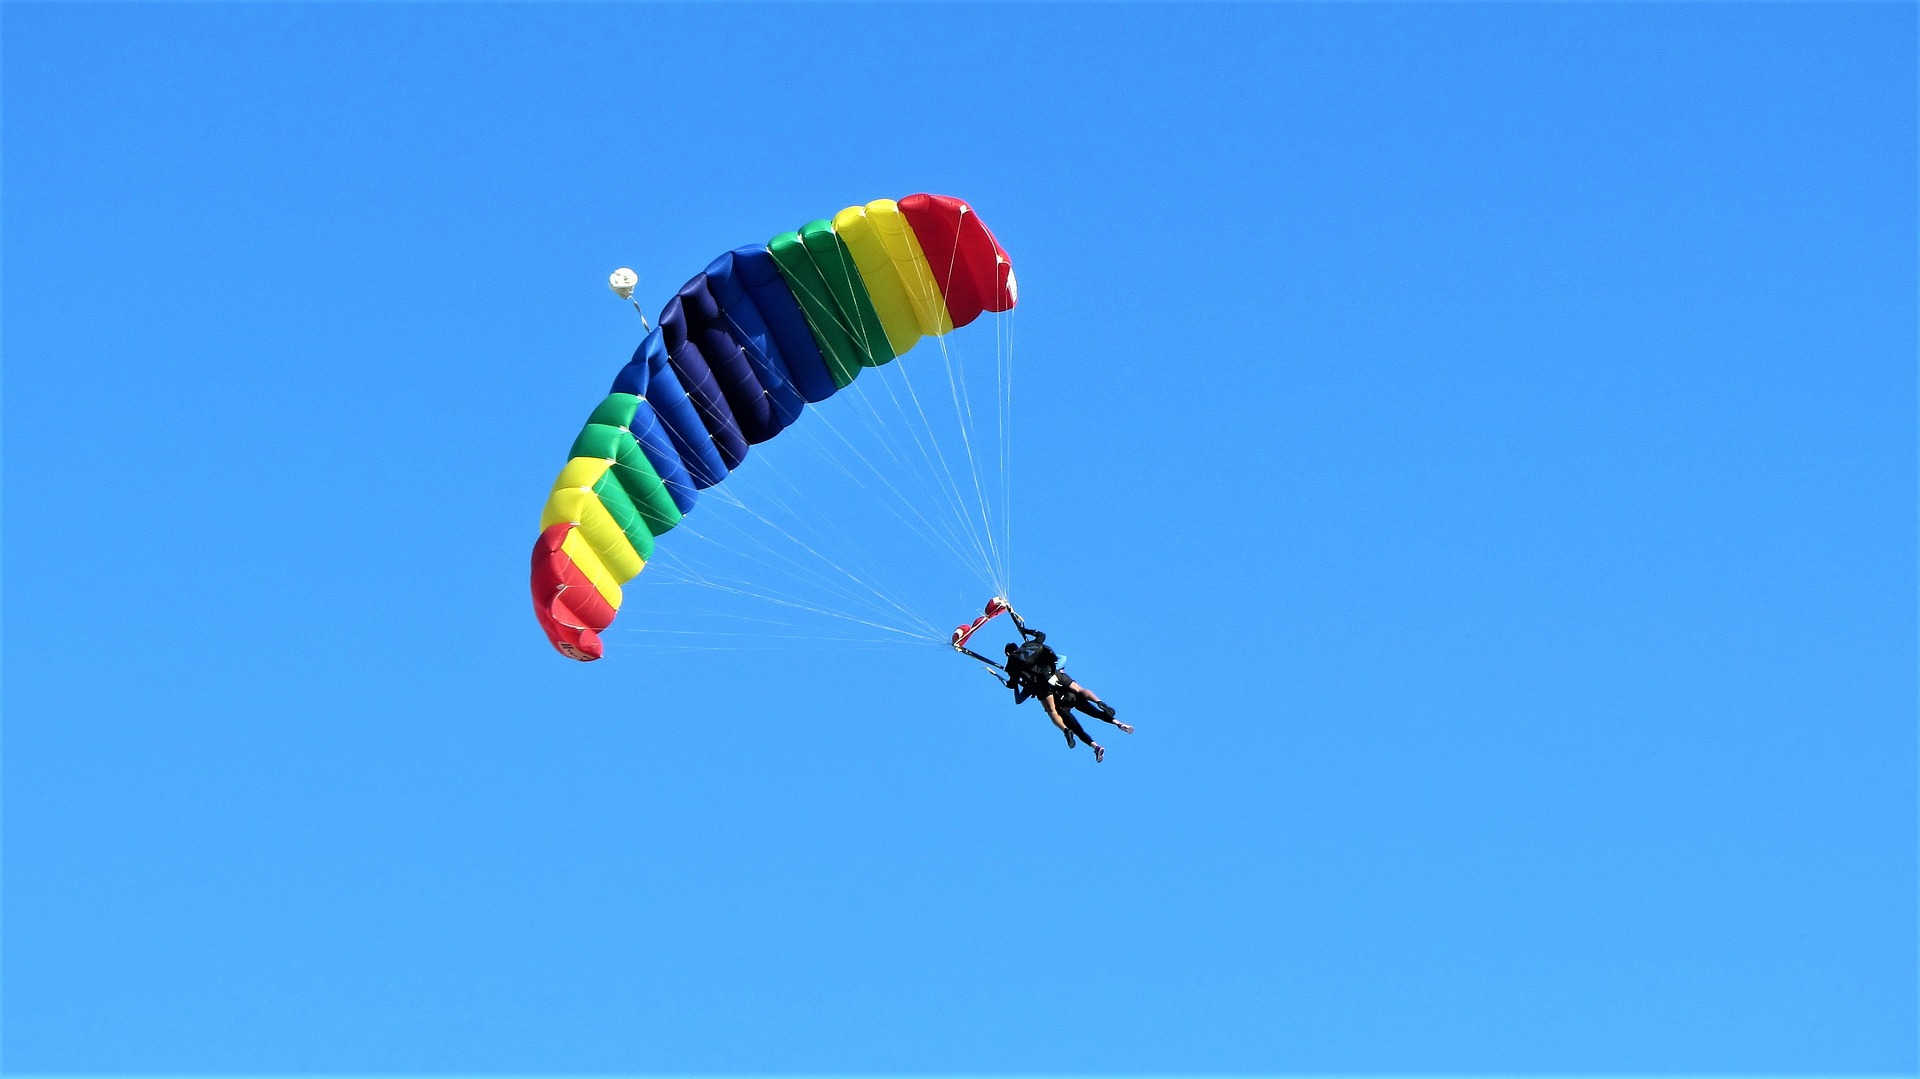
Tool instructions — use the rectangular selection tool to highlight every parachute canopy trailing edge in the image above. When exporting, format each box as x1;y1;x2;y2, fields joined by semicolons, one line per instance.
531;194;1017;661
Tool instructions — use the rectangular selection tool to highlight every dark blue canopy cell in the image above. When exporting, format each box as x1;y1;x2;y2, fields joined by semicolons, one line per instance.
612;329;731;490
708;245;840;404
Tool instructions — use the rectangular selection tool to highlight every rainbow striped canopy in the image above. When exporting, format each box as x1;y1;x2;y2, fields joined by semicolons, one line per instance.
532;194;1015;661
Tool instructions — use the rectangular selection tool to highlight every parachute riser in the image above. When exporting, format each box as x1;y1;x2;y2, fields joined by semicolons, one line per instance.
955;643;1000;669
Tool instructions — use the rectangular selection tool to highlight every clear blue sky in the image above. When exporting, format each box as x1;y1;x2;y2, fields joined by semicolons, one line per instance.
4;3;1914;1074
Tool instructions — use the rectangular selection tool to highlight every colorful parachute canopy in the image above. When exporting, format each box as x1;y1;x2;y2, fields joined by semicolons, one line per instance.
531;194;1016;661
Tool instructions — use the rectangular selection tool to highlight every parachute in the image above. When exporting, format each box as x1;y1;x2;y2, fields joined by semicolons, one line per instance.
531;194;1016;661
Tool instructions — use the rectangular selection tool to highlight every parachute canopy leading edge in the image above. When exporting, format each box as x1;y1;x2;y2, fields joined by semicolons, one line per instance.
531;194;1017;661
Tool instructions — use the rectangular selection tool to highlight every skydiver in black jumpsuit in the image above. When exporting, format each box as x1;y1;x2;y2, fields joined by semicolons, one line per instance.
969;609;1131;762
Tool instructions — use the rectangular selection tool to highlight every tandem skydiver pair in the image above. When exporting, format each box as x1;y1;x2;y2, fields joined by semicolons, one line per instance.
952;598;1132;763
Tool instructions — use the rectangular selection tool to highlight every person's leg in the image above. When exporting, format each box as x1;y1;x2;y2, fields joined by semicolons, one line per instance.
1044;694;1103;761
1062;711;1098;749
1065;680;1131;733
1059;676;1106;713
1041;694;1074;748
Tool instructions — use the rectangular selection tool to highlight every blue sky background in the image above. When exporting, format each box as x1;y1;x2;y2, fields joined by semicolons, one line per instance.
4;3;1915;1075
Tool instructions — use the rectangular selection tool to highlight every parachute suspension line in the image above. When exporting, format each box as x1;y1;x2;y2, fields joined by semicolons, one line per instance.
680;504;916;633
988;234;1015;604
924;213;1006;599
710;305;992;590
705;465;941;637
606;606;916;648
920;258;1006;592
820;236;1004;593
985;225;1016;604
767;227;1010;605
607;630;915;655
643;532;881;633
733;447;944;622
630;433;937;644
814;344;990;580
739;259;1000;587
655;566;932;640
615;627;911;644
914;210;1012;598
637;640;911;654
684;452;889;613
804;418;979;577
993;300;1008;602
982;257;1016;607
611;606;816;634
813;374;984;576
664;402;952;642
1003;303;1017;605
862;228;1008;599
789;408;996;590
644;537;933;641
927;319;1008;599
633;357;914;634
846;366;1000;592
632;388;928;640
602;595;925;645
636;639;908;651
665;494;935;639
